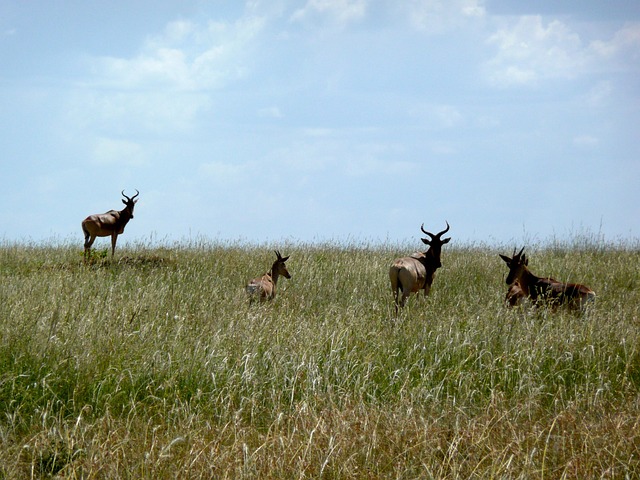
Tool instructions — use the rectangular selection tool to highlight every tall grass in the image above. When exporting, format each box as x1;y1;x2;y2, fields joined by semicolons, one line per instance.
0;239;638;478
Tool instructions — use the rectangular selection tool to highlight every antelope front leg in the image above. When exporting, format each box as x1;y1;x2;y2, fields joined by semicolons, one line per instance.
111;234;118;257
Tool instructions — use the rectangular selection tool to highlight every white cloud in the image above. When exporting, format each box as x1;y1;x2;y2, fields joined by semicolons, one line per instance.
71;16;267;141
290;0;367;25
485;16;586;87
589;23;640;60
90;17;265;91
407;0;485;33
484;18;640;87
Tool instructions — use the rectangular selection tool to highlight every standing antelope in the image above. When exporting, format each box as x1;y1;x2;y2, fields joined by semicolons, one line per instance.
82;190;139;259
246;251;291;303
499;247;596;312
389;222;451;315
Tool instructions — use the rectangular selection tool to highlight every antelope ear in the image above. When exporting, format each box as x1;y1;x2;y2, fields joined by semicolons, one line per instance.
282;255;290;262
122;199;127;205
442;237;451;244
421;238;431;246
499;254;512;265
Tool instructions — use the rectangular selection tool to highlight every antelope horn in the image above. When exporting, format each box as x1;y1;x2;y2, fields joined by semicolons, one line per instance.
122;190;140;202
275;250;282;260
420;223;435;240
436;221;450;238
421;221;450;239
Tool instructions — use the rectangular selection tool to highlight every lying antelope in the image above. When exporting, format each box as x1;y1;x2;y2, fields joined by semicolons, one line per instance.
505;281;526;307
246;251;291;303
389;222;451;315
499;247;596;312
82;190;139;259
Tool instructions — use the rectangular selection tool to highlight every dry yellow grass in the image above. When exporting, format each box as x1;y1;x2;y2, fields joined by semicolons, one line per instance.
0;240;638;478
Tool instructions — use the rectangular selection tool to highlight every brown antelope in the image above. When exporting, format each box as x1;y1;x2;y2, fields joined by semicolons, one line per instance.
246;251;291;302
499;247;596;312
389;222;451;314
505;281;526;307
82;190;139;259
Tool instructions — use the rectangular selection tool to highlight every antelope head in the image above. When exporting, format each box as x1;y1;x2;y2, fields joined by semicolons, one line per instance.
273;250;291;279
420;221;451;268
499;247;528;285
121;190;139;218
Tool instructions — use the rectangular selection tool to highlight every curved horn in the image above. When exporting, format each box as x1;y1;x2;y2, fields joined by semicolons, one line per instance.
420;223;435;240
436;221;450;238
275;250;282;260
122;190;139;202
421;221;450;239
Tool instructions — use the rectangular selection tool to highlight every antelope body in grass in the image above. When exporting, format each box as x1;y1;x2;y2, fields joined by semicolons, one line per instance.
505;281;526;307
82;190;139;259
389;222;451;314
499;247;596;312
246;251;291;302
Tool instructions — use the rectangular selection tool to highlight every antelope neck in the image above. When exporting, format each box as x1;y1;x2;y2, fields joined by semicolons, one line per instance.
268;267;280;284
422;249;439;269
516;267;539;295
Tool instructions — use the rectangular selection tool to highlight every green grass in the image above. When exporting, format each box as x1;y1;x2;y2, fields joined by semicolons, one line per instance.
0;239;639;478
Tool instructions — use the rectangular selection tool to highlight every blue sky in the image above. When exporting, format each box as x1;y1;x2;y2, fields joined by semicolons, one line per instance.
1;0;639;246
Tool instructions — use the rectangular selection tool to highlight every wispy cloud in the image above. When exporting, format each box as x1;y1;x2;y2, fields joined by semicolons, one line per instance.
67;16;267;141
589;23;640;61
89;16;265;91
484;16;586;86
290;0;367;25
407;0;485;33
484;17;640;87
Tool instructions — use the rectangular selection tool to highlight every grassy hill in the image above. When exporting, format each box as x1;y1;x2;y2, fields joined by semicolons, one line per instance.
1;241;638;478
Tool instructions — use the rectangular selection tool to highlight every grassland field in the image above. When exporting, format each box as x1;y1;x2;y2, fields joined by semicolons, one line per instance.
0;238;639;478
